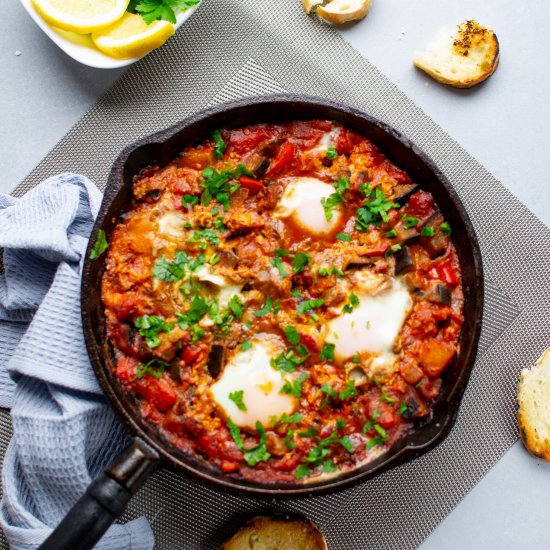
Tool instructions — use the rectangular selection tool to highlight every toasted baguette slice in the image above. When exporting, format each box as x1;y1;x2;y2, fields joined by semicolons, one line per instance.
316;0;371;24
517;347;550;461
221;516;327;550
413;20;499;89
302;0;323;15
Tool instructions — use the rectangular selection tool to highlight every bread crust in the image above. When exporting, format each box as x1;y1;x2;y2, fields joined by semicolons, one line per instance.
517;348;550;462
316;0;371;25
221;516;327;550
413;20;500;89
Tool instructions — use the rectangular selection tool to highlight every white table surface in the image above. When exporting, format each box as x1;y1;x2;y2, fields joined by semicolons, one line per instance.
1;1;549;548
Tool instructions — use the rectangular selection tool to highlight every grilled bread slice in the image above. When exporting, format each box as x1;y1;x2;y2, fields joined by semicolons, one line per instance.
221;516;327;550
413;20;499;89
305;0;371;24
517;347;550;461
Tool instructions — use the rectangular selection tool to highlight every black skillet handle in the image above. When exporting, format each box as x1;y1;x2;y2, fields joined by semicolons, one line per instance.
39;438;160;550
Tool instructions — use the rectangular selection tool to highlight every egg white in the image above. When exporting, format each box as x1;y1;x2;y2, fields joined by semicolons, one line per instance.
210;339;297;429
325;277;412;363
273;177;343;235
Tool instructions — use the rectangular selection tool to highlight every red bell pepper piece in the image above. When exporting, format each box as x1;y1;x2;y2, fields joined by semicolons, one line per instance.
429;259;458;286
238;176;264;195
134;376;178;412
182;344;202;365
335;129;352;154
266;141;295;175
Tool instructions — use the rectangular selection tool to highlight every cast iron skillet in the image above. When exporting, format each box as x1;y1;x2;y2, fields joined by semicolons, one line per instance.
41;95;483;550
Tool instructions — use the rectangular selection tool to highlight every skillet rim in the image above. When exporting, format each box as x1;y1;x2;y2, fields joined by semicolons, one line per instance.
81;93;484;497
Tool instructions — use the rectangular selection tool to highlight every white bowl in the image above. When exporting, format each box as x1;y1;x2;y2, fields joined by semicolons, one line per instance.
19;0;200;69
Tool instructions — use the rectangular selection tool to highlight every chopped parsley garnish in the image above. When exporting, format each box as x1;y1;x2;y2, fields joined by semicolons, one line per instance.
297;298;324;315
342;292;360;314
129;0;200;24
318;266;345;277
336;418;346;429
187;253;206;272
229;390;247;412
352;354;360;364
421;226;435;237
212;217;226;231
366;436;385;450
280;413;303;424
241;341;252;351
356;185;399;231
374;424;388;441
385;229;397;238
295;464;312;479
226;418;271;467
320;384;338;399
321;193;344;221
208;253;221;265
336;232;351;242
134;358;169;380
339;379;357;400
275;248;289;257
362;410;381;433
271;256;288;277
271;349;308;372
399;401;408;415
284;326;301;345
440;221;452;235
153;251;188;282
182;194;199;206
190;324;205;343
90;229;108;260
326;146;338;160
176;295;209;328
320;177;350;222
228;295;245;319
291;252;311;275
386;243;402;257
320;343;335;362
211;129;226;158
304;446;331;464
291;289;302;298
253;297;273;317
284;430;297;450
134;315;174;348
298;428;318;437
322;460;338;473
380;387;397;404
403;215;419;229
200;164;252;209
188;229;219;249
280;372;310;398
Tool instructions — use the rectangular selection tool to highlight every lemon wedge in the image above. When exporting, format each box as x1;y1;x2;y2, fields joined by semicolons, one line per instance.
92;12;175;60
31;0;129;35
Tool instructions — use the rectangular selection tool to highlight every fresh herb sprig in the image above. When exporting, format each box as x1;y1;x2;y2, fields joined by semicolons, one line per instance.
128;0;200;25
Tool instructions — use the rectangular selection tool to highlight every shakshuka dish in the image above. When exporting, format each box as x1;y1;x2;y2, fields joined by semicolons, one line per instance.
102;120;464;484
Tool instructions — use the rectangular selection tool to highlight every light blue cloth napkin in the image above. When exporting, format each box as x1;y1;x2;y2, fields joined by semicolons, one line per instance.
0;174;154;550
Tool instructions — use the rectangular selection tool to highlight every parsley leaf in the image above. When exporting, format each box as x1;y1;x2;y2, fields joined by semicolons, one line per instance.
440;221;452;235
176;295;209;328
403;215;419;229
399;401;408;415
291;252;311;275
342;292;360;314
188;229;219;249
339;379;357;400
297;298;324;315
284;326;301;345
280;372;310;398
320;343;335;362
228;295;245;319
323;460;338;473
421;226;435;237
280;412;303;423
201;164;252;209
253;297;272;317
295;464;312;479
241;341;252;351
336;232;351;242
318;266;345;277
271;256;288;277
211;129;226;159
229;390;247;412
321;193;344;221
131;0;200;25
271;349;308;373
134;315;174;348
182;194;198;206
326;146;337;160
284;430;297;450
153;252;187;282
90;229;108;260
356;186;399;231
226;418;271;467
134;358;169;380
320;384;338;399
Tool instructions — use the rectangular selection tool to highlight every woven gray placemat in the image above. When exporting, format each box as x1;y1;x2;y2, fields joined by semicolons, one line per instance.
2;0;549;548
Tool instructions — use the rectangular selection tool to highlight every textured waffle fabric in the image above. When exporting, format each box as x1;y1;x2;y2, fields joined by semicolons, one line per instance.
0;175;154;549
1;0;549;548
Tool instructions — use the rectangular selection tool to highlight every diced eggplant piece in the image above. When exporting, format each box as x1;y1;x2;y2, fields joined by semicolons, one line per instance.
436;284;451;305
394;222;419;244
393;183;419;206
207;344;225;378
394;245;414;275
254;157;271;177
401;398;420;421
170;361;182;383
346;256;373;270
